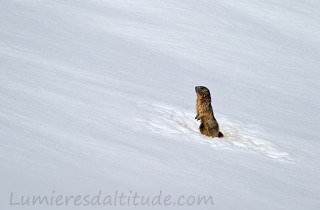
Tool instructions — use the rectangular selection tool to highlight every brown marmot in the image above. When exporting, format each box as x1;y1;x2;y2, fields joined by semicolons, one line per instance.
195;86;223;138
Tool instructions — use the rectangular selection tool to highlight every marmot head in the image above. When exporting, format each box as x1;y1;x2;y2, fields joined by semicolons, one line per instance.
195;86;211;100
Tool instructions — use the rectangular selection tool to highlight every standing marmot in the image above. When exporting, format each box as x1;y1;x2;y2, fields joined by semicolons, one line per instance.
195;86;223;138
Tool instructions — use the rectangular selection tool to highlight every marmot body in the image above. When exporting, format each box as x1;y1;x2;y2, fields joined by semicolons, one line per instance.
195;86;223;138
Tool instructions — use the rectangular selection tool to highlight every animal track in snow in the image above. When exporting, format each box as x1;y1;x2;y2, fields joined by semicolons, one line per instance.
126;101;294;162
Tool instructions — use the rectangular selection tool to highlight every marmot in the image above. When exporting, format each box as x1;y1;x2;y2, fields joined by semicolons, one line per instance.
195;86;223;138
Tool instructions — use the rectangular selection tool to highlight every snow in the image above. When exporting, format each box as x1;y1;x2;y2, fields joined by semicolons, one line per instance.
1;0;320;209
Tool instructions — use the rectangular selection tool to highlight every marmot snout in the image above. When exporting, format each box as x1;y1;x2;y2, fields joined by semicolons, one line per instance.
195;86;223;138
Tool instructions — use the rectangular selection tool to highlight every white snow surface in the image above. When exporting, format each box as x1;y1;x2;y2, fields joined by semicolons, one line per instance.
1;0;320;209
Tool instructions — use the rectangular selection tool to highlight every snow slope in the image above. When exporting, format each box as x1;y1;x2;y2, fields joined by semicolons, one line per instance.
1;0;320;209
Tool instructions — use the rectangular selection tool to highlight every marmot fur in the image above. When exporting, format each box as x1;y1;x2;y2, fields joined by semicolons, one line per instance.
195;86;223;138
